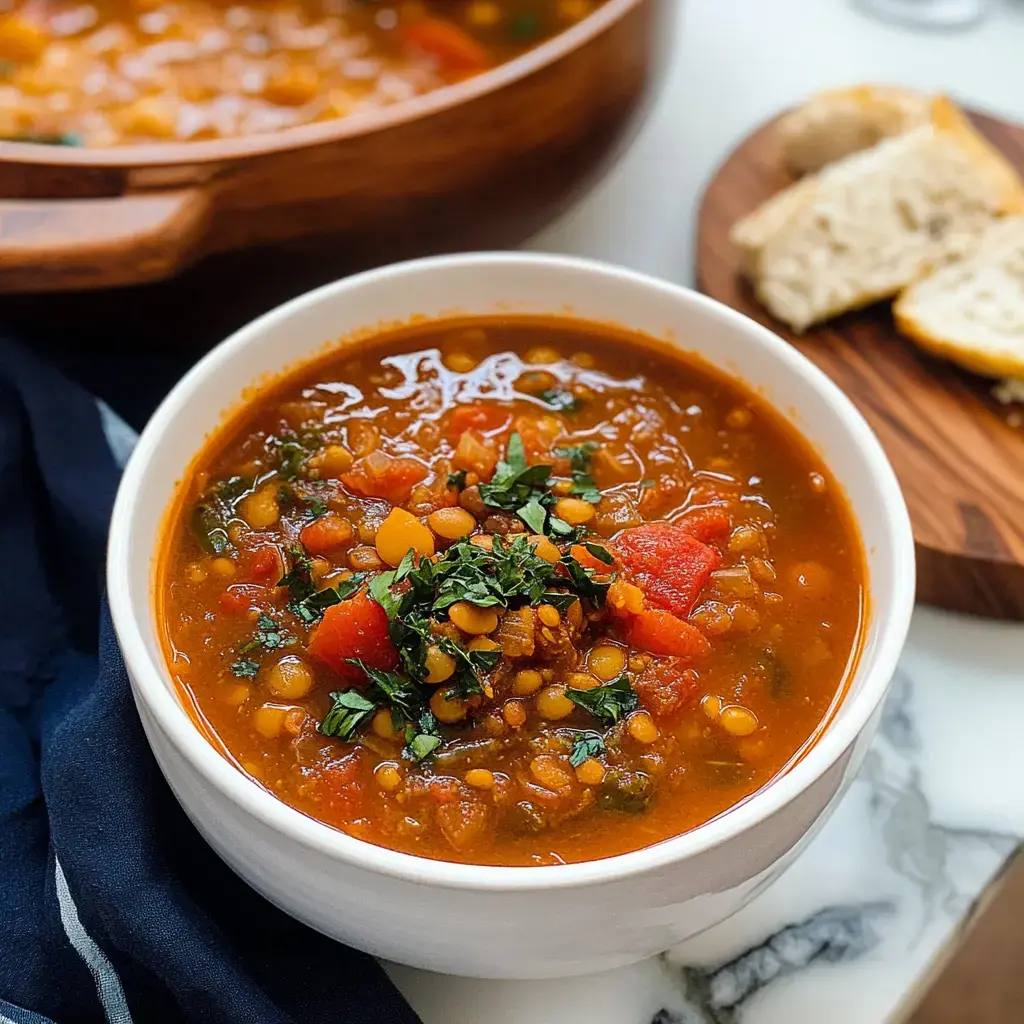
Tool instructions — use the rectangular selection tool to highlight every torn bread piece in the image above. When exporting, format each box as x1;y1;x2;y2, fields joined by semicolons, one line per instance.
778;84;933;175
895;216;1024;378
732;98;1024;332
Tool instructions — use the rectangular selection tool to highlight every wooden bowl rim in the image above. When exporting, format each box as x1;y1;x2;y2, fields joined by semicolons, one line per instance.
0;0;649;170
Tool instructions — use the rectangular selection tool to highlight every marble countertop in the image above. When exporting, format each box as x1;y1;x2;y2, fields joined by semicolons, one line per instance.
386;1;1024;1020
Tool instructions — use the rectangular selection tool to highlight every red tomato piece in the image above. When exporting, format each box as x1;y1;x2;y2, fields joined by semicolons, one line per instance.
398;16;491;73
306;592;399;678
444;403;510;442
314;752;365;823
677;505;731;544
217;583;266;614
342;452;428;505
625;608;710;660
239;545;281;583
615;522;721;616
633;659;702;718
299;513;354;556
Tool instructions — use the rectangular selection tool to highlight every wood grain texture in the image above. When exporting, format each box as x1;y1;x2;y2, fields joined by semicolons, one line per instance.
697;110;1024;620
0;0;666;293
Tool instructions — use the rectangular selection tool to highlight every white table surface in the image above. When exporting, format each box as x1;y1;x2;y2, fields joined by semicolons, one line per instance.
386;1;1024;1021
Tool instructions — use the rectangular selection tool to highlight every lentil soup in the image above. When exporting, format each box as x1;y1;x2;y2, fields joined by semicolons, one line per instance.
157;317;865;867
0;0;606;146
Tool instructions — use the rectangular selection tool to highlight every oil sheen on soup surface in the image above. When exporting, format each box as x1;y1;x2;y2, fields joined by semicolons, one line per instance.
159;317;864;867
0;1;604;145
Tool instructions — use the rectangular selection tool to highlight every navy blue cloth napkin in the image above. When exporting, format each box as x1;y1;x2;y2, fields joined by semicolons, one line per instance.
0;338;420;1024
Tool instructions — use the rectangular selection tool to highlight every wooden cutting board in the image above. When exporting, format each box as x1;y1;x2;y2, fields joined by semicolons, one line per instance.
697;110;1024;620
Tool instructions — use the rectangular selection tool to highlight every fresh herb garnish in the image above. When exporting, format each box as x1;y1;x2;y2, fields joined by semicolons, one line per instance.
277;545;316;604
447;469;467;490
477;432;572;537
516;494;548;535
561;552;612;606
231;659;260;679
569;730;605;767
555;443;598;472
554;442;600;502
326;661;443;763
238;612;293;654
320;689;378;739
277;482;328;519
479;433;551;508
536;388;583;413
192;503;231;555
269;429;321;481
347;659;424;723
566;674;639;724
190;474;256;554
289;573;367;624
406;731;442;762
583;541;614;565
403;711;443;762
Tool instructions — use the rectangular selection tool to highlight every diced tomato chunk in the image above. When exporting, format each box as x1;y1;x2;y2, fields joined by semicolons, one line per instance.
444;403;510;441
306;591;398;678
239;545;281;583
300;513;354;555
634;659;702;718
677;505;731;544
615;522;721;616
398;16;491;72
217;583;266;614
314;752;365;823
342;452;428;505
626;608;710;660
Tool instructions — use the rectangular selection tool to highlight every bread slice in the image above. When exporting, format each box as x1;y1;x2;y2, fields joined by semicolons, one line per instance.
895;216;1024;377
732;98;1024;332
778;85;932;175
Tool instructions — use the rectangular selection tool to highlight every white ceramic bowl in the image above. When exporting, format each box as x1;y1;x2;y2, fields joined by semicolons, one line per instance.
107;253;915;979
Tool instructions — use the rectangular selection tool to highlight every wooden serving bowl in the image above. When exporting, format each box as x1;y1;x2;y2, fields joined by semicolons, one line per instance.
0;0;669;295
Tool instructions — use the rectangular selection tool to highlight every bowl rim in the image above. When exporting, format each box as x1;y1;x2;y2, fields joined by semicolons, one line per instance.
107;251;916;892
0;0;651;169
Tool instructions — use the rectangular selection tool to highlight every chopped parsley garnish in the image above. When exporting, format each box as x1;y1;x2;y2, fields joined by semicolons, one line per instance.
278;545;316;604
238;612;293;655
566;674;639;725
277;482;328;519
536;388;583;413
192;503;231;555
569;731;605;767
554;442;600;502
403;711;443;762
583;541;614;565
561;552;612;606
320;662;443;763
289;573;367;624
191;473;256;555
406;731;442;762
447;469;467;490
320;689;378;740
478;432;572;537
230;659;260;679
269;429;321;481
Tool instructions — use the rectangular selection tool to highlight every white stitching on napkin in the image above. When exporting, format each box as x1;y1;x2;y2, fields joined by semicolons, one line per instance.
54;858;133;1024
